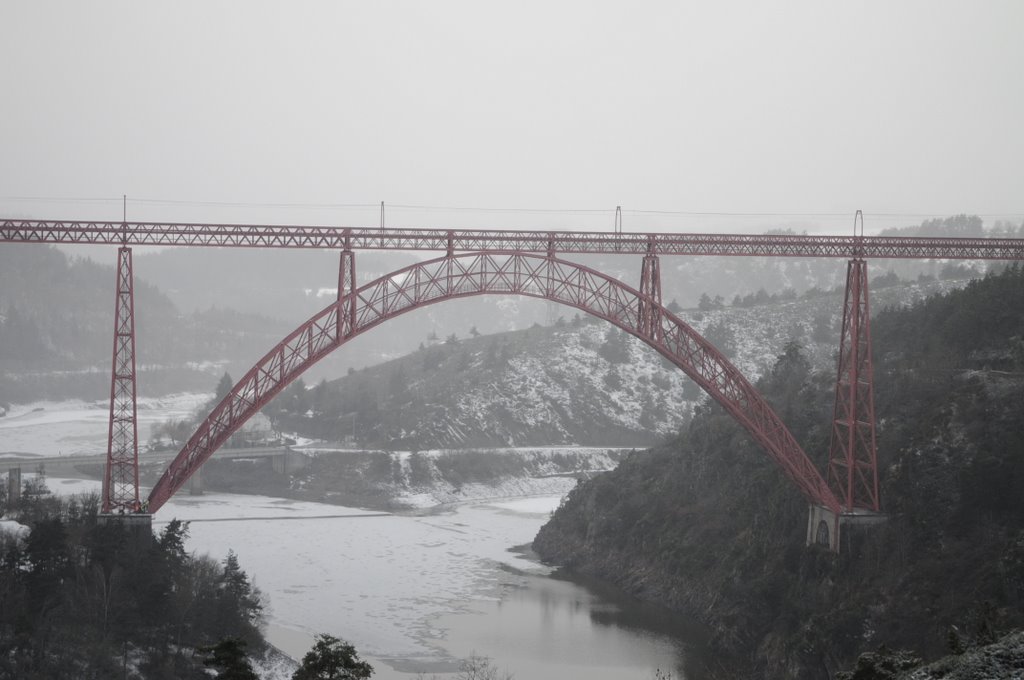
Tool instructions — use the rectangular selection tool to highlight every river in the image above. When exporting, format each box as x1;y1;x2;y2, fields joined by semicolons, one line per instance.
160;491;708;679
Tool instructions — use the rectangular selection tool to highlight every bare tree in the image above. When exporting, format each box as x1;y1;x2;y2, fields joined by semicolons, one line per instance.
456;653;513;680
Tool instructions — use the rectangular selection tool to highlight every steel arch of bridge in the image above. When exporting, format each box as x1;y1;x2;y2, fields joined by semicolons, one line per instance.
147;252;843;514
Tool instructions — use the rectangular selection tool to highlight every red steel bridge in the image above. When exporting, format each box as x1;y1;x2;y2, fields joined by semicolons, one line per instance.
5;217;1024;547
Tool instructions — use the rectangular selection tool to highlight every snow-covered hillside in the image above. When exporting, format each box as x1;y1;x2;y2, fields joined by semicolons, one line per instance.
276;276;967;450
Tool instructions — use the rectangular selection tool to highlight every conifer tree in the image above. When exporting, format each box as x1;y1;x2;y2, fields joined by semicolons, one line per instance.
203;637;259;680
292;634;374;680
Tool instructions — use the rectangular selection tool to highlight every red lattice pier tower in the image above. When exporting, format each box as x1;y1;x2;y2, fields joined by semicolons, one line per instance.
102;245;141;514
804;255;885;548
809;212;885;550
828;257;879;512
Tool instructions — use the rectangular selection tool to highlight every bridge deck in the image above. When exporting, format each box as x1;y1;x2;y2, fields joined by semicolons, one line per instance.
4;219;1024;259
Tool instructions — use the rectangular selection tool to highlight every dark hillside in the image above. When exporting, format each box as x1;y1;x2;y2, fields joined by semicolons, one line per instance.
0;245;290;401
534;264;1024;679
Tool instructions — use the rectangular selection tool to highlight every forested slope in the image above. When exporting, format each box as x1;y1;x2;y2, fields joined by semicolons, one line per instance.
534;264;1024;679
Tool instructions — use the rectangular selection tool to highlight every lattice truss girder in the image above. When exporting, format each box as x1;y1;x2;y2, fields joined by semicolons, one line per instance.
147;252;843;513
103;247;140;513
5;219;1024;259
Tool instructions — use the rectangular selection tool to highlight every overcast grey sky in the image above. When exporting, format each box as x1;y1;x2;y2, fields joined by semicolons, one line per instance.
2;1;1022;234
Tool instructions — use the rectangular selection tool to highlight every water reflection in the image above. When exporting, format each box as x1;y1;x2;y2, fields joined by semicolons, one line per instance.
429;564;709;680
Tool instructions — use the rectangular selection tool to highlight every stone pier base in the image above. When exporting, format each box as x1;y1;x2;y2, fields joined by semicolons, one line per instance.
271;450;308;475
807;504;841;550
98;513;154;549
807;504;888;553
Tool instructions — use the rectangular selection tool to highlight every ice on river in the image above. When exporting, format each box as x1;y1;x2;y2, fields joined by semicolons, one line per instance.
38;476;563;674
168;493;562;660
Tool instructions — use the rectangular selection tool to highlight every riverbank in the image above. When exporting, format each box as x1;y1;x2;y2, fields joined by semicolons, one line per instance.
190;444;638;511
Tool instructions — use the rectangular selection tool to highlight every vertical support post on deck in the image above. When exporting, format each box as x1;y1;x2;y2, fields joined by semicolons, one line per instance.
103;246;141;513
638;246;662;341
827;257;880;512
337;248;356;339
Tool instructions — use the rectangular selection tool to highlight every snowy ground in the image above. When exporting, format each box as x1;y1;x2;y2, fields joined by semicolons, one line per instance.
392;475;577;509
294;444;626;509
0;393;211;456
